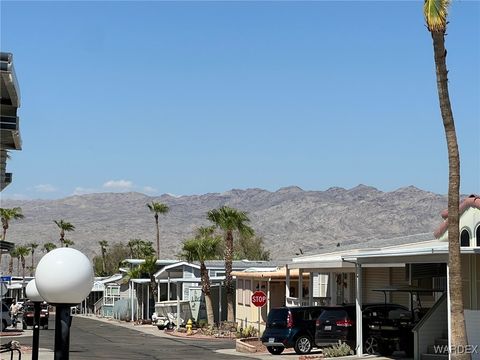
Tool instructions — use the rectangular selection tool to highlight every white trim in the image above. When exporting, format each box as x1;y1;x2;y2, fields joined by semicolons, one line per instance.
153;261;201;278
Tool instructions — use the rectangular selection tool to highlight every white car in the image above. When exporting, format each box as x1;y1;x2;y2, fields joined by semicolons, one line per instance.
1;302;12;332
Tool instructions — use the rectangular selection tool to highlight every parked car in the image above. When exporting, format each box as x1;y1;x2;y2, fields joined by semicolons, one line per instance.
22;302;49;330
261;306;326;355
1;301;12;332
315;303;413;356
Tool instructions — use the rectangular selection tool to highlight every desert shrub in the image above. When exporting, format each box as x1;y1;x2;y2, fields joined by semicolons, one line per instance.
197;319;208;328
322;342;354;357
236;325;258;338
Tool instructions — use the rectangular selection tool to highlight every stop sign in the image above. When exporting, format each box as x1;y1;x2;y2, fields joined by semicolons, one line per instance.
251;290;267;307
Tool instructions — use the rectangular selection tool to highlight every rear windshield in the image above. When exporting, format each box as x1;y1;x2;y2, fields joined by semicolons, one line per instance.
267;308;289;325
319;309;349;320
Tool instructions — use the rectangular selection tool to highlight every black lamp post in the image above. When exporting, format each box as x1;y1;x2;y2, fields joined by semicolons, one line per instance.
35;248;93;360
25;280;44;360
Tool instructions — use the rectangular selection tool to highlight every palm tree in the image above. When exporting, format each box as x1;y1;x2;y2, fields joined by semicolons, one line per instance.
9;247;19;275
28;242;39;276
16;245;30;297
181;226;221;325
146;201;169;258
424;0;468;356
0;207;24;267
141;256;159;319
207;206;254;322
53;219;75;247
0;207;24;242
99;240;109;275
63;239;74;248
42;242;57;253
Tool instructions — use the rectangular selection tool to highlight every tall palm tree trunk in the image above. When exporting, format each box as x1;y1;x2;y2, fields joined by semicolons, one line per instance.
31;250;35;276
9;256;14;274
21;258;26;298
224;230;234;323
200;263;215;325
155;214;160;258
431;31;469;359
101;249;106;274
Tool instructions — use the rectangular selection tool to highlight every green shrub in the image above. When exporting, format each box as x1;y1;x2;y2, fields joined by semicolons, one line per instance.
197;319;208;328
236;325;258;338
322;342;354;358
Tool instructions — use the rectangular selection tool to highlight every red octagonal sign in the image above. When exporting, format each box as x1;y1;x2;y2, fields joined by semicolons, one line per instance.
251;290;267;307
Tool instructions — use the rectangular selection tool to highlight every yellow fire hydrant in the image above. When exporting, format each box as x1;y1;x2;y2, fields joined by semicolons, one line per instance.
186;319;193;335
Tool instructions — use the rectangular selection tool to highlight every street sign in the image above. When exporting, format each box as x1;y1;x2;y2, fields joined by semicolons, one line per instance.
0;275;12;282
251;290;267;307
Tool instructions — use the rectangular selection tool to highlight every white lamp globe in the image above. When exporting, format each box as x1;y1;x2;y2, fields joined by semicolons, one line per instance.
26;279;44;302
35;248;93;304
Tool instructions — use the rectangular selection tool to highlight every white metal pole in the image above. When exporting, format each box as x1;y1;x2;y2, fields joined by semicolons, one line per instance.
355;263;363;356
298;269;303;305
219;281;222;323
141;285;144;320
285;265;290;304
130;281;134;322
267;279;271;316
176;282;181;330
167;272;171;301
147;285;150;320
257;306;260;336
309;272;314;305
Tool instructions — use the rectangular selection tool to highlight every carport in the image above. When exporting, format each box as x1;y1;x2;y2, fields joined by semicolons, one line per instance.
343;241;480;359
288;248;407;356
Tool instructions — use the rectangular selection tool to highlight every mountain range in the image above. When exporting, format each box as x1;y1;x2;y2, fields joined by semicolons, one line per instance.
1;185;449;262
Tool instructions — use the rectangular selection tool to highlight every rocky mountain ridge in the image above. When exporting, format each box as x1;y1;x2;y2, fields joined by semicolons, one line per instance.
1;185;448;261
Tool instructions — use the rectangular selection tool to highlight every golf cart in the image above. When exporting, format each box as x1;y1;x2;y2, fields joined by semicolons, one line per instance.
368;286;445;356
151;300;193;330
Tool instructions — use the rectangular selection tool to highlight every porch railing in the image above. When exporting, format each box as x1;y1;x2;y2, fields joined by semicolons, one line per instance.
286;297;331;307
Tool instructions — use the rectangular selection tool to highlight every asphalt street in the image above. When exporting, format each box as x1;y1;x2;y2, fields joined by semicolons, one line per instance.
1;315;261;359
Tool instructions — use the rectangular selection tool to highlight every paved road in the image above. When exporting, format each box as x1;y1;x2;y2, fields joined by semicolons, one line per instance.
1;315;259;359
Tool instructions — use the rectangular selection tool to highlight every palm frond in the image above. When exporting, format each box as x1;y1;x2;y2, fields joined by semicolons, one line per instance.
424;0;450;32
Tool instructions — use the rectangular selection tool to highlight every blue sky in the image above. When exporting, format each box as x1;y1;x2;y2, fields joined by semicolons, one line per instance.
1;1;479;200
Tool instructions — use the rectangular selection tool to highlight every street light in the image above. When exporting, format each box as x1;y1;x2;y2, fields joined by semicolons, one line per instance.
25;280;44;360
35;248;93;360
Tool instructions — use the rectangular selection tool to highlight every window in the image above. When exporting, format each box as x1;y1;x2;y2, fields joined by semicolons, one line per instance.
476;225;480;247
461;229;470;247
245;280;251;306
237;279;244;305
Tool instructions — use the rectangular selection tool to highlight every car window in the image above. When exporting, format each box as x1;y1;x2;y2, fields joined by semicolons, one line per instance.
2;303;9;312
319;309;348;320
293;309;307;321
267;309;288;325
308;308;323;320
388;308;412;320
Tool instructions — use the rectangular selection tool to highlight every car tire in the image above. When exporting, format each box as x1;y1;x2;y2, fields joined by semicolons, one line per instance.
364;335;385;355
1;319;6;332
166;322;174;330
157;325;165;330
364;335;378;354
267;346;284;355
294;335;313;355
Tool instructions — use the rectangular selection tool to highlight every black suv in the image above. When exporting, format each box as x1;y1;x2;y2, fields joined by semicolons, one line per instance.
261;306;325;355
315;304;413;356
